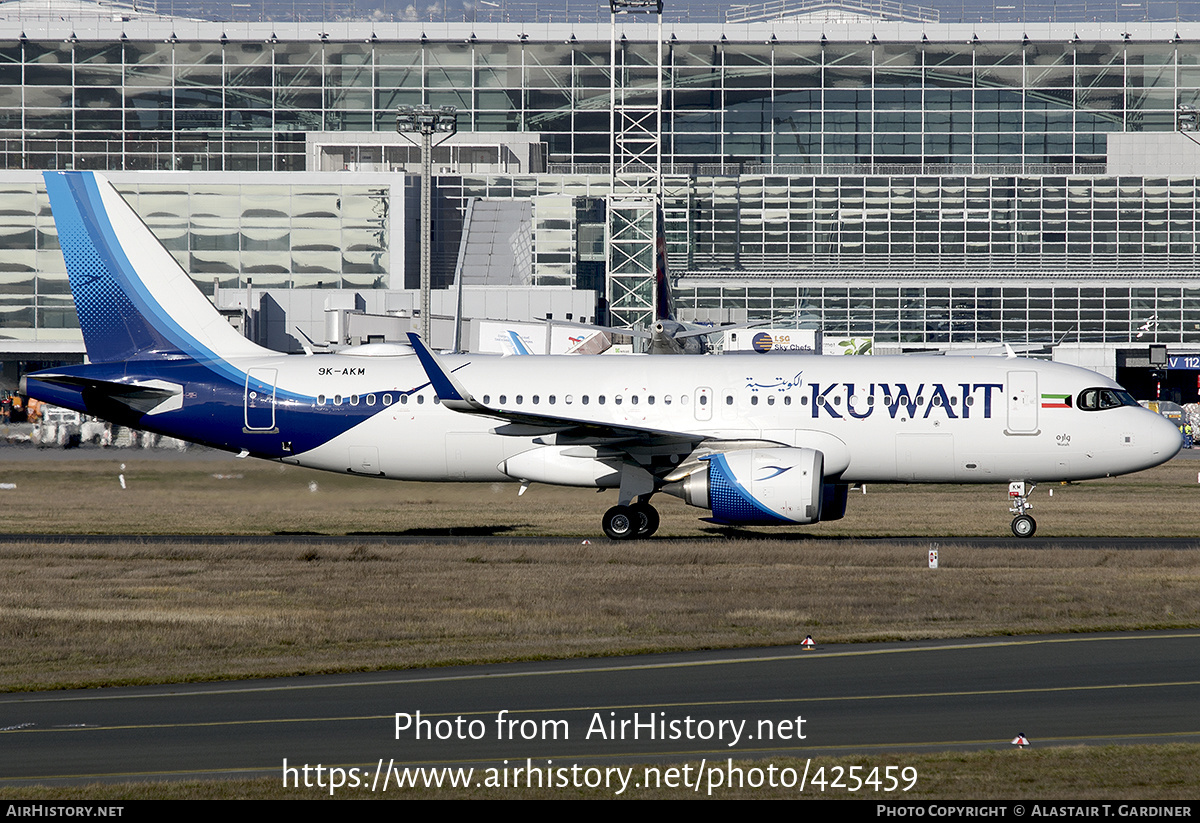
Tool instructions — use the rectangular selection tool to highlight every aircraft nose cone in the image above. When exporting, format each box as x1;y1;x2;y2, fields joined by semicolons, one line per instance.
1148;411;1185;463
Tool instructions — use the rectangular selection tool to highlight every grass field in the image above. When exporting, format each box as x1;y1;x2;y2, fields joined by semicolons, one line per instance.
1;453;1199;691
0;451;1197;799
1;449;1199;538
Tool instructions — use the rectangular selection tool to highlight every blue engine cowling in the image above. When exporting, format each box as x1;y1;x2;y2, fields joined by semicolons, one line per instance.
664;447;839;526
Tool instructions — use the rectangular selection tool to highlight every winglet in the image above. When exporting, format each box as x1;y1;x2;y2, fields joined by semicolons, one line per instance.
405;332;480;411
507;330;534;356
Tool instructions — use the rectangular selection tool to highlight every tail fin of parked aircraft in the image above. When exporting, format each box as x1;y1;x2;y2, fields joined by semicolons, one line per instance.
44;171;267;364
654;202;676;323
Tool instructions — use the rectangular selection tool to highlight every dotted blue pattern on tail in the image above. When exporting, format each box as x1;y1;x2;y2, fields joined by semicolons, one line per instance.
45;172;175;363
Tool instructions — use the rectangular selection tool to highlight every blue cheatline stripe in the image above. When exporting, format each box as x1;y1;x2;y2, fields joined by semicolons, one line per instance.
704;453;792;525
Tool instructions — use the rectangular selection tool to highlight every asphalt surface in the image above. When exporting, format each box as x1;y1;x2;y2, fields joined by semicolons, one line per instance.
1;631;1198;788
1;533;1197;550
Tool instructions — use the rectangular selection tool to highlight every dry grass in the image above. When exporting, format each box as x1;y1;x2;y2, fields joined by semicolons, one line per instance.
0;456;1198;691
0;452;1199;538
1;535;1199;691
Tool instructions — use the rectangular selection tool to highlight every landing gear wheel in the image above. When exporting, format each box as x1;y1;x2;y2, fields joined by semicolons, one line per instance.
1011;514;1037;538
630;502;660;538
603;505;637;540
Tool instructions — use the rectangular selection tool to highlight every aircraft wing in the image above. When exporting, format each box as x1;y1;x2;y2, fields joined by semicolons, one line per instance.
670;320;770;340
406;333;703;448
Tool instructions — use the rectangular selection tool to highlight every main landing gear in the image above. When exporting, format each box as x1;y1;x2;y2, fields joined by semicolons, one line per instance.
602;500;660;540
1008;481;1037;538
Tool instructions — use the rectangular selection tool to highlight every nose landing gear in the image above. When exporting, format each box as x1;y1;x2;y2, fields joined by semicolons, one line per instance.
1008;481;1037;538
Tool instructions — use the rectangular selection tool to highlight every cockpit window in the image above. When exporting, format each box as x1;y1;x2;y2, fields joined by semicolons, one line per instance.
1077;387;1139;411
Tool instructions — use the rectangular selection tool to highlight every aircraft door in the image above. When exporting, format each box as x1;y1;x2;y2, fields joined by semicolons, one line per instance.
244;368;278;432
1006;370;1039;434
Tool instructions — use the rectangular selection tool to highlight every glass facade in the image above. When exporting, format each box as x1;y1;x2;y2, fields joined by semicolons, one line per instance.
4;19;1200;350
678;174;1198;270
673;283;1200;346
0;29;1193;172
0;177;391;344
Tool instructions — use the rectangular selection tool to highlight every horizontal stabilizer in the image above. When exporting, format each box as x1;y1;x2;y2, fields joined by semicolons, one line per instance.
28;374;183;416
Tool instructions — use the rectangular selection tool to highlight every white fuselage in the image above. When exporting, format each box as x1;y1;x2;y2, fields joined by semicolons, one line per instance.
242;350;1181;486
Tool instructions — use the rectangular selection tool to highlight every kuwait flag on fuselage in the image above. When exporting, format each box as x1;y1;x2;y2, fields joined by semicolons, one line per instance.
1041;393;1071;408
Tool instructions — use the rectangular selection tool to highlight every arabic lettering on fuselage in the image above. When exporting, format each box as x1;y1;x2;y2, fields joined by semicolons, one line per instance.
745;372;804;391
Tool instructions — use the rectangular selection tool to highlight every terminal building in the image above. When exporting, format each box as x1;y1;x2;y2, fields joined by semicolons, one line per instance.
2;0;1200;400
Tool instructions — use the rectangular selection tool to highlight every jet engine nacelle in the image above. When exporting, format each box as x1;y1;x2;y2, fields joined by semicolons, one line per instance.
663;447;829;525
821;482;850;522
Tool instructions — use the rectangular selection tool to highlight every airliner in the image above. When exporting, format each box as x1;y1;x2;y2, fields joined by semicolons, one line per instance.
25;172;1183;539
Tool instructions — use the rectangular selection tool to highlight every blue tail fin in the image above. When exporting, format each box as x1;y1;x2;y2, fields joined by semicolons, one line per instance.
45;171;266;364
